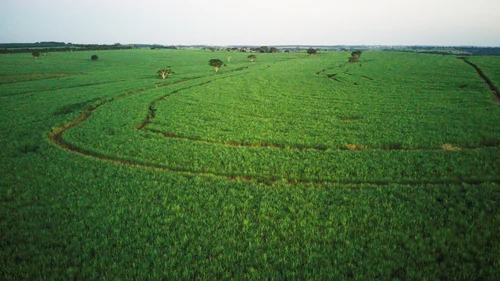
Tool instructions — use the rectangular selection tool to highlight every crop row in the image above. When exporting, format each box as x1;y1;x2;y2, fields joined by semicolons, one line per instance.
56;57;499;183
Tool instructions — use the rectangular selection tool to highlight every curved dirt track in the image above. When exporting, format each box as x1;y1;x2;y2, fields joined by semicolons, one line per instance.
47;59;500;185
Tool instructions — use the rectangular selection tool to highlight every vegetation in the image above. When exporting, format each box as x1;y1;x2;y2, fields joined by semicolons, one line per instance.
208;59;224;72
91;55;98;61
157;66;173;79
1;42;134;54
247;54;256;62
32;51;40;59
1;49;499;279
348;51;360;62
307;48;317;56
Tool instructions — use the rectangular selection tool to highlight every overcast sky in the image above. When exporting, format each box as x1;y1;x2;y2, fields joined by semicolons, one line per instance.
1;0;499;46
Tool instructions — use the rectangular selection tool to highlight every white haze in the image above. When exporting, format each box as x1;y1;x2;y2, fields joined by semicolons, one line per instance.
1;0;499;46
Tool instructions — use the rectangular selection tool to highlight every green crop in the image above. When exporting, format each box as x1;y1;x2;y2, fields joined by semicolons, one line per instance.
1;49;499;279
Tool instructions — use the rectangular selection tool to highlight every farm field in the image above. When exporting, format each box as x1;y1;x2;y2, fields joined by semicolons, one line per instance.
1;49;499;279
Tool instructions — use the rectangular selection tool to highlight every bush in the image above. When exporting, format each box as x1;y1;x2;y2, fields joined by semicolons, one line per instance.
91;55;98;61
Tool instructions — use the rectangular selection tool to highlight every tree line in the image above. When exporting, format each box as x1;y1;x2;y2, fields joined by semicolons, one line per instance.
0;43;134;54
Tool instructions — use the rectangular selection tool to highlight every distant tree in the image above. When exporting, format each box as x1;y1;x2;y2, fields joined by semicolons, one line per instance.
348;54;359;63
284;50;290;54
91;55;99;61
348;51;361;63
307;48;317;56
239;47;247;52
247;55;256;62
32;51;40;59
260;46;269;53
270;47;277;53
157;66;174;79
352;50;362;57
209;59;224;72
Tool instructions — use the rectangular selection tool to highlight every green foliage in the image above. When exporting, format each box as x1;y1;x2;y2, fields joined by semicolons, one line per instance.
1;49;499;279
32;51;40;58
307;48;317;55
91;55;98;61
468;56;500;99
247;55;256;62
208;59;223;72
348;51;362;63
352;50;362;57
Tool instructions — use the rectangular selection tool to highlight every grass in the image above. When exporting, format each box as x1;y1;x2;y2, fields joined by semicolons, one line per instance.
1;49;499;279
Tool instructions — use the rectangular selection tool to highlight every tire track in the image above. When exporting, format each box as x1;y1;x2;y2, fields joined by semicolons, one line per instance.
458;57;500;104
46;60;500;185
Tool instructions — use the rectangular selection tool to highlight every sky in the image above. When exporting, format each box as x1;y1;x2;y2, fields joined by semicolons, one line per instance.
1;0;499;46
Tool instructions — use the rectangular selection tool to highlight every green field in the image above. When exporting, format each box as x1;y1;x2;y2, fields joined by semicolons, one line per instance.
1;49;499;279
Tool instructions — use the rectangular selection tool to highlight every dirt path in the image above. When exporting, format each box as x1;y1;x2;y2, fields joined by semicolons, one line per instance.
459;57;500;104
45;59;500;185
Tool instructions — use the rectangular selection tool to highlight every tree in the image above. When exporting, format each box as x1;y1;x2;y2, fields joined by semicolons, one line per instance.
260;46;269;53
352;50;362;57
270;47;277;53
157;66;174;79
348;54;359;63
91;55;98;61
307;48;317;56
284;50;290;54
32;51;40;59
348;51;361;63
247;55;256;62
208;59;224;72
